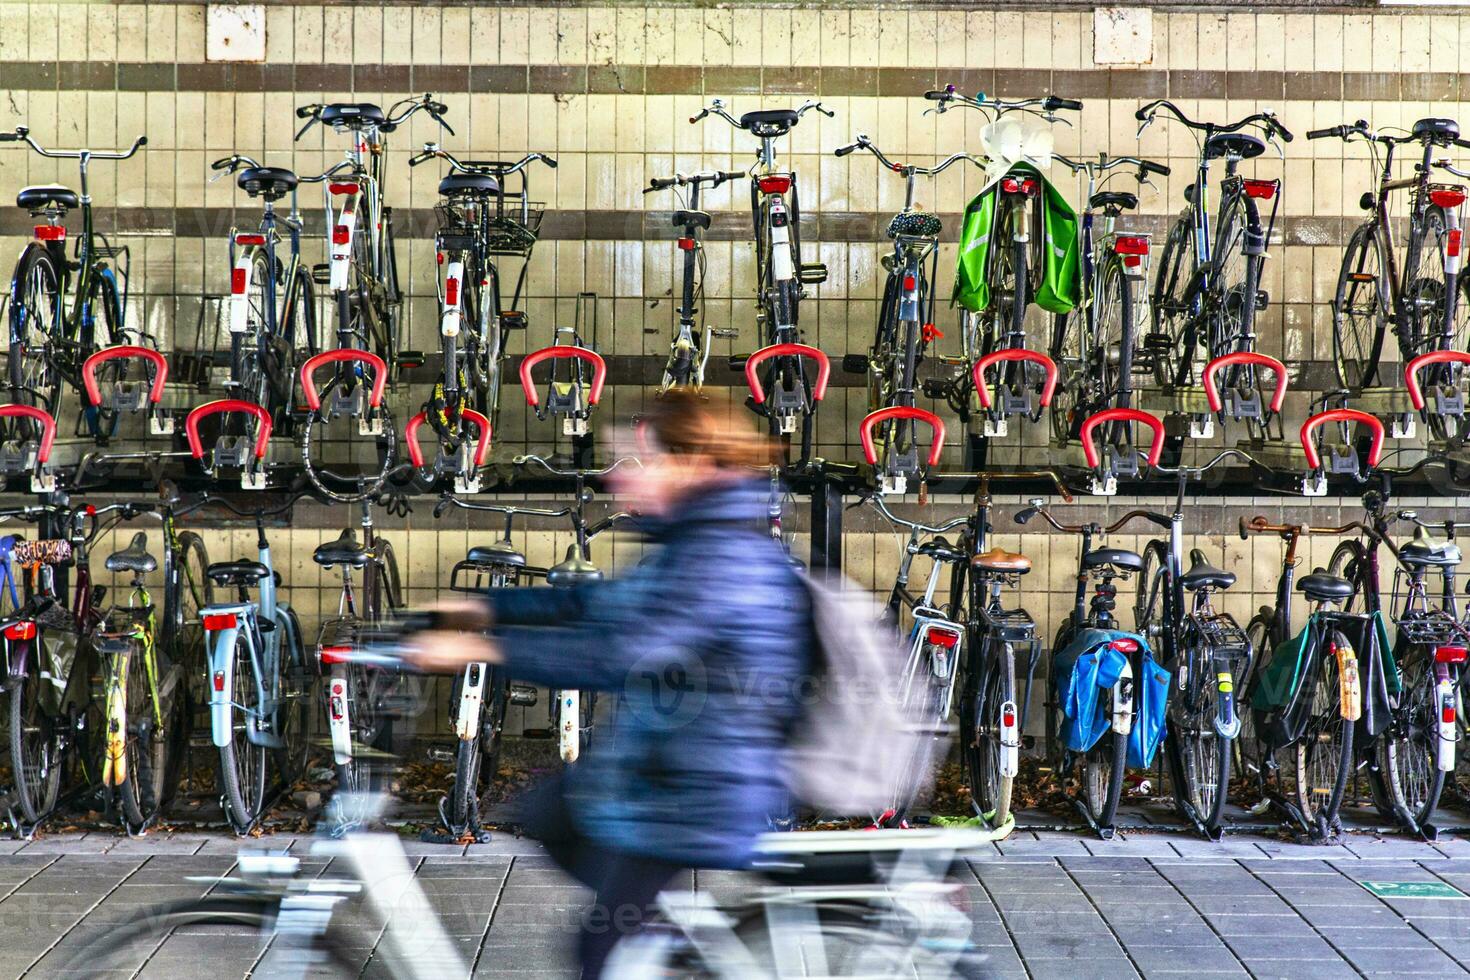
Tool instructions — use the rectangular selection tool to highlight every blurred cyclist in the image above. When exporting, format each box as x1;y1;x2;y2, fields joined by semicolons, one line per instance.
402;388;811;977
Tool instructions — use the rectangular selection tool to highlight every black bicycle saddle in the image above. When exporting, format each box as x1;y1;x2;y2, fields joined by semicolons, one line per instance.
236;166;299;201
16;185;78;211
1204;132;1266;160
313;530;368;569
105;532;157;575
438;172;501;198
320;103;386;129
1180;549;1236;591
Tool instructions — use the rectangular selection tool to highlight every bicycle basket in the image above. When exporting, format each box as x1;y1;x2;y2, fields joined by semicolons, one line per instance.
486;205;544;257
887;210;942;239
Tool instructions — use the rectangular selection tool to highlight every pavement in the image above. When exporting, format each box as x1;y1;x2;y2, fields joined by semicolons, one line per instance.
3;815;1470;979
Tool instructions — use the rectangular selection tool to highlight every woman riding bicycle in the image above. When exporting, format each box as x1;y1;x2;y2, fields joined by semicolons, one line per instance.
403;388;810;977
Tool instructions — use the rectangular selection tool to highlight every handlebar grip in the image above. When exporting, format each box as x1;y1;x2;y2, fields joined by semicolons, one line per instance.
296;105;317;119
923;91;949;101
1239;516;1253;541
433;499;451;518
1134;107;1149;121
1456;138;1470;151
429;101;448;115
721;171;745;181
834;144;858;157
211;157;234;170
1274;122;1295;143
408;152;431;167
1014;507;1037;526
1306;127;1338;140
540;155;558;169
1141;160;1170;176
1047;97;1083;112
0;132;17;142
647;177;675;191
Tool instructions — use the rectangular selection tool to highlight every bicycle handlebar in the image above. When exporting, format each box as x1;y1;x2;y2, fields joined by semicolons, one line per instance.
432;497;572;520
925;87;1082;118
1051;153;1170;178
1135;100;1293;142
689;98;832;129
833;135;985;177
3;127;147;160
867;495;969;536
211;154;262;173
514;454;641;478
643;170;746;194
1239;514;1359;540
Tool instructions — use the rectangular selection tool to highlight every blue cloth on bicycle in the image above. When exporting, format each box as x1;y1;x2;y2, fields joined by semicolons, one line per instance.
1052;627;1170;766
484;477;810;869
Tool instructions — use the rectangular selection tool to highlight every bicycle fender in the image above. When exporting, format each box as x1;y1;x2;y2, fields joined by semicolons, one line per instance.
558;690;580;763
327;664;353;766
1213;670;1241;739
455;661;487;741
1437;670;1457;773
207;626;242;748
229;247;254;333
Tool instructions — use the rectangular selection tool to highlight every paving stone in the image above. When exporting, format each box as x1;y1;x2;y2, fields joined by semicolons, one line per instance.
1123;943;1244;974
1295;903;1419;930
1317;925;1440;950
1082;837;1182;857
1013;931;1125;960
1340;945;1469;974
1027;956;1140;979
1236;956;1359;980
1222;934;1343;960
1187;893;1296;915
1109;921;1222;948
990;891;1097;913
1202;914;1320;938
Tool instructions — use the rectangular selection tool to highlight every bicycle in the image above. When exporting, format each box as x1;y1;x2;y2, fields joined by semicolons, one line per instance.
209;153;323;431
690;97;833;454
407;145;556;466
1315;119;1470;438
1139;100;1292;388
195;491;313;834
836;135;982;490
294;93;453;369
1;126;148;439
643;169;745;389
1047;152;1170;444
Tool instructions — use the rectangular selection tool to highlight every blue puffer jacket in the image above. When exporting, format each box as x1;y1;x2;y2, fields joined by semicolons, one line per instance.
487;478;810;868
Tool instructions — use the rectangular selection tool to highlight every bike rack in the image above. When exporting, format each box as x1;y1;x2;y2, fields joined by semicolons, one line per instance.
1196;351;1289;440
185;399;272;489
972;348;1058;437
0;405;57;493
520;345;607;437
1405;350;1470;442
743;343;831;434
1079;408;1164;496
81;345;173;436
1299;408;1385;496
405;408;493;494
858;405;945;496
299;349;389;436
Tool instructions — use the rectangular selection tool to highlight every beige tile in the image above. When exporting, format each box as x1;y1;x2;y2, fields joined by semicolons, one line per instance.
469;7;499;66
500;6;529;64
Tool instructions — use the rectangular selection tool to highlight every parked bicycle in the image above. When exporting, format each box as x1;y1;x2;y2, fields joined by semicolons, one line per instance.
1139;100;1292;387
643;169;745;389
2;126;148;439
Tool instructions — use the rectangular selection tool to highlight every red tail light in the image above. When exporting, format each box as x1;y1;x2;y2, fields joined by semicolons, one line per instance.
677;237;695;251
1449;229;1463;259
231;268;248;295
328;182;359;196
1243;179;1277;200
319;645;353;664
1432;188;1467;208
1444;703;1458;724
1436;645;1467;664
213;670;226;692
3;622;36;641
902;274;917;292
1114;236;1150;256
33;225;65;242
1000;177;1037;195
332;224;350;246
203;613;237;631
1111;638;1141;653
436;251;444;265
925;628;961;649
757;175;791;195
445;277;460;306
1002;705;1017;727
234;233;266;246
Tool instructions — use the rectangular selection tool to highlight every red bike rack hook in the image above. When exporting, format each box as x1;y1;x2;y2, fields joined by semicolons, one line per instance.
1202;351;1289;414
299;349;388;413
0;405;57;464
185;400;273;460
743;343;831;405
1300;408;1385;471
81;346;168;407
858;406;946;467
519;346;607;408
1079;408;1165;470
1404;350;1470;411
972;348;1059;409
404;409;493;470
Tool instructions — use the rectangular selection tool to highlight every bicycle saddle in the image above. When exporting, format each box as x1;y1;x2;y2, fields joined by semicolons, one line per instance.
236;166;298;201
887;211;943;238
466;542;526;568
546;546;602;587
207;560;272;586
16;184;78;212
972;548;1032;574
916;537;965;563
1204;132;1266;161
1413;117;1460;142
313;529;368;569
1400;529;1462;568
1082;547;1143;573
105;532;157;575
740;109;799;132
1089;190;1138;212
1181;549;1235;591
438;172;501;198
673;208;711;231
320;103;386;129
1297;570;1354;602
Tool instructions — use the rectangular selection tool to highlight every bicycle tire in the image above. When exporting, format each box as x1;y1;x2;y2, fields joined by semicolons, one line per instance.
116;635;175;831
1094;255;1136;408
1292;638;1355;834
449;732;482;833
217;628;269;834
1048;311;1079;446
1209;190;1259;370
84;269;124;439
1135;541;1168;642
274;606;312;785
1377;644;1446;828
1170;689;1233;831
964;644;1015;826
7;244;64;414
1236;611;1274;786
284;264;320;362
1327;541;1367;615
161;530;212;807
1150;215;1195;386
1082;729;1128;830
1332;222;1390;390
232;250;272;407
8;637;61;824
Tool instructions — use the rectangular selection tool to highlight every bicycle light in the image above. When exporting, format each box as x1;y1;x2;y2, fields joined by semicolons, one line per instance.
757;175;791;195
212;671;226;692
3;621;36;641
1110;637;1140;653
32;225;65;242
234;233;266;247
1242;179;1278;200
1435;645;1467;664
319;645;353;664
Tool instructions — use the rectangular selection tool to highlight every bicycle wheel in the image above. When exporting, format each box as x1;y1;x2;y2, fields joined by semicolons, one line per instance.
1135;541;1168;642
231;250;272;404
116;636;178;831
1082;729;1128;830
6;246;63;413
1327;541;1367;614
868;274;901;415
274;607;312;785
1236;611;1273;786
1333;223;1390;390
1209;191;1260;366
888;643;950;824
161;531;212;806
991;197;1029;347
1150;215;1196;386
83;270;125;439
1048;311;1080;446
1292;640;1354;834
1169;666;1232;831
1093;255;1136;408
217;630;269;833
283;264;320;364
8;636;62;823
1377;644;1446;829
962;642;1015;825
1405;206;1454;357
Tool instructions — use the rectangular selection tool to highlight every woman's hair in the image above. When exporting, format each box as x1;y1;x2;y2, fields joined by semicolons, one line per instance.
642;388;779;469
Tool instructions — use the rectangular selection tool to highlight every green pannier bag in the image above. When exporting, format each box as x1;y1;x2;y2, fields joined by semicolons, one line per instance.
953;162;1080;316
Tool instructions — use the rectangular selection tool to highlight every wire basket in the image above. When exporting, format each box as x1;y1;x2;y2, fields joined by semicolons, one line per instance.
485;203;544;257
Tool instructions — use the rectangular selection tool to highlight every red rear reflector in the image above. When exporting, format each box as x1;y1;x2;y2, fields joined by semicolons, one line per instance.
757;175;791;195
203;613;237;631
926;628;961;649
1114;236;1150;256
85;505;96;516
33;225;65;242
213;671;226;692
1436;645;1468;663
1002;707;1016;727
445;277;459;306
1111;638;1141;653
234;233;266;246
319;645;353;664
1432;188;1467;208
231;268;247;294
677;237;695;251
1450;229;1463;258
1444;704;1457;724
3;622;36;641
329;182;359;196
436;251;444;265
1001;177;1037;195
1243;179;1277;200
333;224;350;245
903;275;917;292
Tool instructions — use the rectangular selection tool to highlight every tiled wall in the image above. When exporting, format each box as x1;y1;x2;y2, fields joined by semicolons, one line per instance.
4;3;1470;740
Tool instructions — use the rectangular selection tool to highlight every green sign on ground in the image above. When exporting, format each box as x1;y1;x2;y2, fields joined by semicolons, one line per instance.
1360;880;1468;900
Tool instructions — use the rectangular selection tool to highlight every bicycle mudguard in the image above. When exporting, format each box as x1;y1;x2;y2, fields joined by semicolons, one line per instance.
325;663;353;766
203;608;246;748
455;661;489;742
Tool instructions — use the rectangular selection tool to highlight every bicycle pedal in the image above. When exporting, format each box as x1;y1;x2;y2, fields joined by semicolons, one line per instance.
311;263;332;286
509;683;538;706
841;353;869;374
424;745;457;764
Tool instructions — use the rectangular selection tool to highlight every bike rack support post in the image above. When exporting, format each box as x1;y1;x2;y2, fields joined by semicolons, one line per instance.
1198;351;1289;439
1299;408;1384;496
519;345;607;437
972;348;1059;438
809;472;843;576
185;399;273;490
858;406;945;496
1078;408;1164;496
81;345;172;435
405;408;493;494
0;405;57;493
743;343;831;434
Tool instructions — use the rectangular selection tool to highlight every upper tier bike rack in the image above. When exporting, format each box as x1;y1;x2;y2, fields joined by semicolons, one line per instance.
185;399;273;490
1079;407;1165;496
405;408;492;494
0;405;57;493
1138;352;1289;445
972;348;1058;438
859;405;945;496
299;349;389;436
1300;408;1385;496
520;345;607;437
742;342;830;435
81;345;173;437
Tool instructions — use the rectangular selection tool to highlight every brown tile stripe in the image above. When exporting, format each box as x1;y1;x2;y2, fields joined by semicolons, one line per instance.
0;61;1450;103
0;208;1361;246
